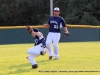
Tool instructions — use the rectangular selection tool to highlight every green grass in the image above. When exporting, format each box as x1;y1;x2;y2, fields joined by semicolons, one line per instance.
0;42;100;75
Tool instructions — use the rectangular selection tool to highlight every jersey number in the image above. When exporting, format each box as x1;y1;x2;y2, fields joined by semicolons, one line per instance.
54;25;58;29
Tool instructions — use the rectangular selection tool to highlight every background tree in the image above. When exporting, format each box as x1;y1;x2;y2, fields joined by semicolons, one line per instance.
0;0;100;26
67;0;100;25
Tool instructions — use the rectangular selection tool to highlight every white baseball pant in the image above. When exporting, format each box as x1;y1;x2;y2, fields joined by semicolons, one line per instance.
27;44;46;65
46;32;61;58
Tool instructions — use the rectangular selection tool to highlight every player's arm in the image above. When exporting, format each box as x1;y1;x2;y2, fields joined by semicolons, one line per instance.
63;27;69;33
43;18;50;28
61;18;70;36
26;25;41;37
31;31;41;37
43;24;50;27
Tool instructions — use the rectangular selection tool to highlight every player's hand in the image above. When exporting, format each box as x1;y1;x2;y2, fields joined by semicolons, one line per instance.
64;32;70;36
40;50;46;55
43;24;46;26
26;25;32;34
43;24;50;28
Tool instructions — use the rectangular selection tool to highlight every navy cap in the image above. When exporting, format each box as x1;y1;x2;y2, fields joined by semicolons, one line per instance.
33;28;39;32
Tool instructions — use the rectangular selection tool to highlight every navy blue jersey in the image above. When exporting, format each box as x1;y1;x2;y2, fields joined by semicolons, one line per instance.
48;16;66;32
34;33;46;47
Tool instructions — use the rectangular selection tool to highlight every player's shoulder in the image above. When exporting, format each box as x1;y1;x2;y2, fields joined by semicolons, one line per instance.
58;16;64;20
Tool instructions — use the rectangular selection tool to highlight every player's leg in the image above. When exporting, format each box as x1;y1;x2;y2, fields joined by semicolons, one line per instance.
27;45;42;55
27;44;45;69
46;32;53;59
28;54;39;69
27;49;40;69
27;44;46;55
53;33;61;59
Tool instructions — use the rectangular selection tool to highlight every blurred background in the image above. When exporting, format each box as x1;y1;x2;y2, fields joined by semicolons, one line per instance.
0;0;100;44
0;0;100;26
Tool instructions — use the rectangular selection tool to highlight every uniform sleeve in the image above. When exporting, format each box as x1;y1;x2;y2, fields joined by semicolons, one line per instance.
60;18;66;27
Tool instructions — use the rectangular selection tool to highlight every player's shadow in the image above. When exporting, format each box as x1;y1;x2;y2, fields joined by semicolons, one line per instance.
38;59;49;62
7;59;51;74
8;63;30;74
8;68;30;74
37;59;55;65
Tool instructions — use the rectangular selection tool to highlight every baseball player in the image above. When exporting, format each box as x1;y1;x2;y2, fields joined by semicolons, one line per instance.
26;25;46;69
43;7;70;60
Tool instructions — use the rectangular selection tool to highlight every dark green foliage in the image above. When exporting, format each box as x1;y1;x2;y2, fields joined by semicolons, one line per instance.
0;0;50;26
0;0;100;26
79;12;100;25
67;0;100;25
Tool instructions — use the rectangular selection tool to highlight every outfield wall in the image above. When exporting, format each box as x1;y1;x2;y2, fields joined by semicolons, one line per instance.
0;28;99;44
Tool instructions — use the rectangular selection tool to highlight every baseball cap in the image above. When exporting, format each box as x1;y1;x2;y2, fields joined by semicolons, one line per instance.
54;7;60;11
33;28;39;32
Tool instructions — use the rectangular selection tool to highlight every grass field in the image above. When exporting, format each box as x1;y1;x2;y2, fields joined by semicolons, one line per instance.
0;42;100;75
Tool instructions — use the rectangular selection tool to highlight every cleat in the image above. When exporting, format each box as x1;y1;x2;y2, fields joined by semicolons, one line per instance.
49;56;52;60
26;57;28;59
32;64;38;69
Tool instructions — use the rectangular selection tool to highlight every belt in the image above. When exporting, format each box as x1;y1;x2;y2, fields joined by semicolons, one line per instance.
50;32;60;33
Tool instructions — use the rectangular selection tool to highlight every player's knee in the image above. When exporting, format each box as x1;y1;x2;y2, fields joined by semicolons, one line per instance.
27;50;31;54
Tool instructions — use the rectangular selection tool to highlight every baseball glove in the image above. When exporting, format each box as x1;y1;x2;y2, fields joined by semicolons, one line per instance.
40;50;46;55
64;32;70;36
26;25;32;34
